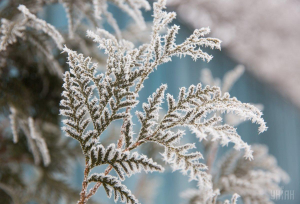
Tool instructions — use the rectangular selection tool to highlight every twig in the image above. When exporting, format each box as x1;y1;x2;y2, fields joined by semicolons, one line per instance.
78;160;91;204
85;107;130;200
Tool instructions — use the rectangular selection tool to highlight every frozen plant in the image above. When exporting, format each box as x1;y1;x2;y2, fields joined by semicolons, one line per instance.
61;0;150;39
0;5;64;51
60;0;268;204
200;65;250;172
8;106;51;166
180;67;288;204
0;0;150;76
214;145;289;204
0;0;153;202
182;145;289;204
1;0;151;169
0;4;65;76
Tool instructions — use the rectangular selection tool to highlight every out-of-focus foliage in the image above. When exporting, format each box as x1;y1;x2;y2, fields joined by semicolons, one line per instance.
0;0;150;202
180;67;288;204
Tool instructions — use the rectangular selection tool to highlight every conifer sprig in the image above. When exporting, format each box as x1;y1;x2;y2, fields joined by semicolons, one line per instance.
89;144;164;180
0;4;65;76
180;67;287;204
88;174;138;204
60;0;268;203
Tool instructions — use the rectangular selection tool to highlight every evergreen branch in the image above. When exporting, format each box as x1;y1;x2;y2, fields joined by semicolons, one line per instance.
137;84;167;140
123;118;134;149
0;18;25;51
89;144;164;180
88;173;139;204
18;5;65;49
58;1;271;204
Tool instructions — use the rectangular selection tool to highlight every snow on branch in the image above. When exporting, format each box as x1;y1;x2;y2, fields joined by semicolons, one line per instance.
143;84;267;159
61;0;150;39
28;117;51;166
130;84;267;196
18;5;65;49
8;106;51;166
0;4;65;76
1;4;65;51
0;18;25;51
136;84;167;141
59;1;271;204
88;173;139;204
89;144;164;180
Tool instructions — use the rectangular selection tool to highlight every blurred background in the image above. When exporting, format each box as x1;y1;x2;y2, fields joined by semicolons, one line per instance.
0;0;299;203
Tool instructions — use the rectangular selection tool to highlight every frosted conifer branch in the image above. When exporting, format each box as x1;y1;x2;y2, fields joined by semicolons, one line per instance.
136;84;167;141
200;145;289;204
200;66;265;128
86;0;221;94
162;143;212;190
0;19;25;51
7;106;51;166
88;173;139;204
89;144;164;180
59;1;271;203
124;118;134;149
130;85;266;193
141;85;267;158
61;47;139;147
60;0;150;39
28;117;51;166
18;119;41;165
18;5;65;49
181;67;285;204
0;4;64;76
